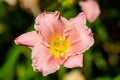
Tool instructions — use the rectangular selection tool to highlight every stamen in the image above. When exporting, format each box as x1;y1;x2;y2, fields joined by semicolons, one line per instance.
50;35;69;58
59;52;67;59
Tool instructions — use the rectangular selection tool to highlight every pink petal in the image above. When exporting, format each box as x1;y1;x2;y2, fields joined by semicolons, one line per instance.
64;25;94;56
15;31;41;49
34;11;66;44
63;12;94;55
63;54;83;68
69;12;86;27
79;0;101;22
32;43;65;76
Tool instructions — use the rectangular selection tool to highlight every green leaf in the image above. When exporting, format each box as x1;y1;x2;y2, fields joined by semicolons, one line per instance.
0;46;25;80
95;76;111;80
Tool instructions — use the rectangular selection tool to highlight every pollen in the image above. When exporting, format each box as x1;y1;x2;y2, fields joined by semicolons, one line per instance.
50;35;70;58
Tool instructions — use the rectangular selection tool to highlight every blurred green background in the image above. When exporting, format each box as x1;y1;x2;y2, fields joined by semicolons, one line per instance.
0;0;120;80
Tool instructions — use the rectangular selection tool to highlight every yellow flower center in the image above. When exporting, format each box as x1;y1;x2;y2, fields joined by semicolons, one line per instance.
50;35;70;58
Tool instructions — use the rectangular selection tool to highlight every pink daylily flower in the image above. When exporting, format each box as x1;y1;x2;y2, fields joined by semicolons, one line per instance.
15;11;94;76
79;0;101;22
